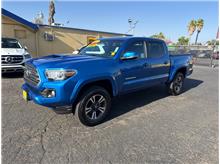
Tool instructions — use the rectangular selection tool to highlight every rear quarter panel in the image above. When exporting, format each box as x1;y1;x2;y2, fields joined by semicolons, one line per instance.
169;54;192;82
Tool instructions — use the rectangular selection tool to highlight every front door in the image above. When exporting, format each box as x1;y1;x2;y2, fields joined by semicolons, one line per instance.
119;40;148;93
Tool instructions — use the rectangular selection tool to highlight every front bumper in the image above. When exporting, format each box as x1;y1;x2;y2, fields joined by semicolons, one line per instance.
187;64;193;76
188;67;193;75
22;78;77;109
2;64;25;73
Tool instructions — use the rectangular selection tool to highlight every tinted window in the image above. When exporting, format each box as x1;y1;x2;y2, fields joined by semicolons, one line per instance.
124;41;145;59
2;38;22;48
85;46;101;52
147;41;165;58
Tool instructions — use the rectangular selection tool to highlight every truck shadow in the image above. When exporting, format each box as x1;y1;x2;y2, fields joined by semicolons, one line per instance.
106;78;203;123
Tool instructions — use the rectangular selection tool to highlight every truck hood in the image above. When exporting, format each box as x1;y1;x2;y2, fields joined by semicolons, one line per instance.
1;48;27;55
29;54;111;69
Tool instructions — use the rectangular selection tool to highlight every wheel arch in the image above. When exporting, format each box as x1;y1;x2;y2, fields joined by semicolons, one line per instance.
70;77;117;105
169;66;187;82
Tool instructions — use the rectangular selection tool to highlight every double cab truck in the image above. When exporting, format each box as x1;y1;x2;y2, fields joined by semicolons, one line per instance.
2;37;32;73
22;37;193;126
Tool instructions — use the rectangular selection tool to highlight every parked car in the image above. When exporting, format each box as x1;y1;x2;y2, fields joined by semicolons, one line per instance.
22;37;193;126
197;53;208;58
1;37;32;73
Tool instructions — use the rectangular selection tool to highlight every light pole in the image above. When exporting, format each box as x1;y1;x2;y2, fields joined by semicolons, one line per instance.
127;18;138;35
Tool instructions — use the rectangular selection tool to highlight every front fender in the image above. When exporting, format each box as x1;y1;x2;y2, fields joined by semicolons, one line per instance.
69;75;118;104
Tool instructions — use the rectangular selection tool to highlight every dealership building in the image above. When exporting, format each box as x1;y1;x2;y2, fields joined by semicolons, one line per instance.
2;8;130;57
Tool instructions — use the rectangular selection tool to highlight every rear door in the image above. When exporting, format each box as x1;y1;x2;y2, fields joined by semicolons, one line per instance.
144;40;170;84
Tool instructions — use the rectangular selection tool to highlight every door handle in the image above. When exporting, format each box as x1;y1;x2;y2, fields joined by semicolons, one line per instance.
143;63;150;68
164;61;169;65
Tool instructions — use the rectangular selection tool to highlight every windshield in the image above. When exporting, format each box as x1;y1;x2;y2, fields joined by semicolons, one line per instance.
79;39;124;58
2;38;22;48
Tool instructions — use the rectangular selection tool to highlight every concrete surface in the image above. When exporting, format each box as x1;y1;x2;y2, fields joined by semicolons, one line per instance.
2;66;218;164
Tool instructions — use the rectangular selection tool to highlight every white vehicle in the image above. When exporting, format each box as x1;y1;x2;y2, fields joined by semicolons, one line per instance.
1;37;32;73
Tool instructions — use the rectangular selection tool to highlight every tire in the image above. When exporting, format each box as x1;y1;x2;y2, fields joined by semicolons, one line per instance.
74;86;111;126
168;72;184;96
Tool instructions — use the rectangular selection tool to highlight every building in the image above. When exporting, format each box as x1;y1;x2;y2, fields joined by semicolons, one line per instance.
2;8;131;57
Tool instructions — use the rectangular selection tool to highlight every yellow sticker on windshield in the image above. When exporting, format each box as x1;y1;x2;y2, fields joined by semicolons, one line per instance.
91;40;100;44
88;40;100;47
111;52;115;56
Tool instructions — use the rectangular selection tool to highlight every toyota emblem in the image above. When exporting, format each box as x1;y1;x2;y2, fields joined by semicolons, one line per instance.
25;69;31;76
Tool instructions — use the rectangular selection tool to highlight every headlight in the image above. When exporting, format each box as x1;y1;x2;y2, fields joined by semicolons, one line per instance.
24;54;32;59
45;69;77;81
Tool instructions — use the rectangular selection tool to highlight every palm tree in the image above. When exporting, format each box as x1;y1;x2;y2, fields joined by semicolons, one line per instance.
187;20;196;44
48;0;55;25
195;19;204;44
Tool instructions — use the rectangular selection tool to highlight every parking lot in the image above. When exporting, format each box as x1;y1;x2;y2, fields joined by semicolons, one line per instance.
2;66;218;164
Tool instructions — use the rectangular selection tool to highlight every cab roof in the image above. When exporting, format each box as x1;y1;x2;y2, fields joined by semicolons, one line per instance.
100;36;165;42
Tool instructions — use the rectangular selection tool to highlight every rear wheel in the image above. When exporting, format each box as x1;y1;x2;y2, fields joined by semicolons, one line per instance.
168;72;184;95
74;86;111;126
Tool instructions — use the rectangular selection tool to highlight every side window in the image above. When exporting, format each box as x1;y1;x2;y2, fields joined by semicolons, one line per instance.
147;41;165;58
124;41;145;59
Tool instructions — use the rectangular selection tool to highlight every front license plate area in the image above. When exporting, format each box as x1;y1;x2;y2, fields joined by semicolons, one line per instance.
22;90;28;101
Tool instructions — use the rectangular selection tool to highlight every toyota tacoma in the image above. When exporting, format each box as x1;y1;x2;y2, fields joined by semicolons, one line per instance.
22;37;193;126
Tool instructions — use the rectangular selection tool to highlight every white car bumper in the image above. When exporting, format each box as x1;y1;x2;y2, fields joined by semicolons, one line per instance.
1;64;25;73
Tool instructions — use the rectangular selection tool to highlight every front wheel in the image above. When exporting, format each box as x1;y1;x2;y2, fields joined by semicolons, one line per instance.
168;72;184;95
74;86;111;126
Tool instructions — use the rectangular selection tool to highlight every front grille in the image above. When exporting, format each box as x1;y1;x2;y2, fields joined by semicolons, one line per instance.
1;55;24;64
24;64;40;86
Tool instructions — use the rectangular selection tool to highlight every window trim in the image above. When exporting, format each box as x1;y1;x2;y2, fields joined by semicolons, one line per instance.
146;40;165;59
143;41;147;58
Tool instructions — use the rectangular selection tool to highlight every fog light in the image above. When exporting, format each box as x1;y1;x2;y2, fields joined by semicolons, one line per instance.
41;89;56;98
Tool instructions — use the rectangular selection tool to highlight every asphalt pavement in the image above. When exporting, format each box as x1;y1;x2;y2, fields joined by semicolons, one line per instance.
194;58;219;67
2;66;218;164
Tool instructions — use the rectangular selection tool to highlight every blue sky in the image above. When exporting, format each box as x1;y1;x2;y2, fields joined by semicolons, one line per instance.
2;1;219;43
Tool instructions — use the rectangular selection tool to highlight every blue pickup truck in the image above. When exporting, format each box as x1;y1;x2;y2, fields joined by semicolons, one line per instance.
22;37;193;126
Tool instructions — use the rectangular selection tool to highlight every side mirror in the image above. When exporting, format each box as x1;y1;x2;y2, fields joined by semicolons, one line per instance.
121;51;138;60
24;46;28;50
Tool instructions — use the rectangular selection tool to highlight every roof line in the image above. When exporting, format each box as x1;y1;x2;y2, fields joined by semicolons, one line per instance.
38;24;132;36
2;8;38;31
1;8;132;36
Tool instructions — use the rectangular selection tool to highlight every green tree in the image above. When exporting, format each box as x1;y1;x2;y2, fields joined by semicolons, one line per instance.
195;18;204;44
151;32;166;40
206;39;219;45
177;36;189;45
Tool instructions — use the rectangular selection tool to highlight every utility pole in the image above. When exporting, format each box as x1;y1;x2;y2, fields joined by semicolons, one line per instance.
33;11;44;24
127;18;138;35
210;28;219;67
